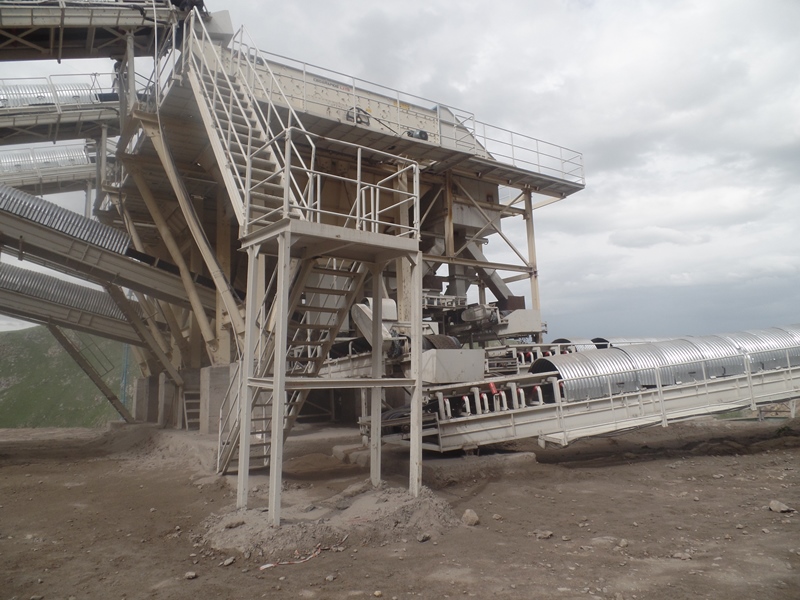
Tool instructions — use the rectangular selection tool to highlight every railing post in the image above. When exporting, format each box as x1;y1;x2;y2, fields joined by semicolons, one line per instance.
282;128;293;218
655;367;667;426
356;146;363;230
744;353;757;411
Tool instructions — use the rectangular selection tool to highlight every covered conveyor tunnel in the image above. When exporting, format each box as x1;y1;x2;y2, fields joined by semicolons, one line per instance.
0;260;144;346
0;183;219;312
530;326;800;403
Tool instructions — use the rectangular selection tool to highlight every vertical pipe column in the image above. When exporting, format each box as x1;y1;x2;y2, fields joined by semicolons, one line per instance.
268;230;292;526
523;191;541;316
126;32;136;114
370;263;384;487
236;245;259;508
409;250;423;497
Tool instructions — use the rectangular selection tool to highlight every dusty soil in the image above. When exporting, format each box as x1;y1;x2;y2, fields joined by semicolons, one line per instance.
1;417;799;600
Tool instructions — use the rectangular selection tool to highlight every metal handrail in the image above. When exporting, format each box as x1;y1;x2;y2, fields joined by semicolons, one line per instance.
245;48;584;186
0;73;117;111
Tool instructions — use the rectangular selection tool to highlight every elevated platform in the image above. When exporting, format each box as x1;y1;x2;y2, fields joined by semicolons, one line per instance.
0;261;143;345
237;50;585;198
0;1;177;62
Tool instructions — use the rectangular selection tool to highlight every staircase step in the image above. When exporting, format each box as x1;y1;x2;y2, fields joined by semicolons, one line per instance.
215;109;254;127
248;193;284;209
230;151;277;171
289;321;334;331
304;286;350;296
312;266;359;278
295;305;342;314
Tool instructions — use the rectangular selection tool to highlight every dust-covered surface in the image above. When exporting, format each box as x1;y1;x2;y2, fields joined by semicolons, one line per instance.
203;482;460;560
1;417;799;599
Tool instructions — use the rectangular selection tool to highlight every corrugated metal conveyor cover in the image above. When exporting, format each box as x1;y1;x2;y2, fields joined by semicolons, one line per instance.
641;339;706;385
719;329;798;371
0;261;131;320
778;324;800;345
613;343;670;387
0;146;90;175
0;83;95;109
0;183;130;254
530;348;639;402
678;335;745;378
550;337;599;352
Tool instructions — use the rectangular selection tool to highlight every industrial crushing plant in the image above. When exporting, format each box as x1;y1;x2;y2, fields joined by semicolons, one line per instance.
0;2;797;526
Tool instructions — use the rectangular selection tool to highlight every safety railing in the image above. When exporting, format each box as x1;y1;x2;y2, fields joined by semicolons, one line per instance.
244;128;420;238
0;143;93;176
135;23;182;114
0;73;118;111
184;12;421;239
241;47;584;187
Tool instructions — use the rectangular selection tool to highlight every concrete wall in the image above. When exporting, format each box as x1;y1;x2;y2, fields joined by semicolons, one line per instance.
132;376;159;423
157;371;178;428
199;363;237;435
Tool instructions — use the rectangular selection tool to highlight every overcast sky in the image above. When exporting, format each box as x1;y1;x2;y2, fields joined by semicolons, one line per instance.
2;0;798;340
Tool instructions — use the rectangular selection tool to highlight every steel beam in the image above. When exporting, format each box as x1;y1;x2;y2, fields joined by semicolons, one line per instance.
106;284;184;388
140;119;246;341
128;168;220;364
47;324;134;423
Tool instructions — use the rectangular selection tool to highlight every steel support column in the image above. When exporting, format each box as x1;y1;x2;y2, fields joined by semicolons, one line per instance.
236;245;260;509
408;250;423;496
140;118;246;342
267;230;292;525
370;262;384;487
524;190;541;315
128;169;220;363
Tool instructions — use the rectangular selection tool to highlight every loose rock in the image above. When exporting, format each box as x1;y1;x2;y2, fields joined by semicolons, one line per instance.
531;529;553;540
769;500;793;513
462;509;480;526
185;571;198;580
417;533;431;543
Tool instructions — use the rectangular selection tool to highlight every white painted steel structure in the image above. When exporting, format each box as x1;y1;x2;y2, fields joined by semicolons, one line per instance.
0;3;794;532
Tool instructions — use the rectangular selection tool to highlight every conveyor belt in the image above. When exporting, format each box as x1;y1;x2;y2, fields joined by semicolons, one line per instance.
0;261;143;346
384;326;800;452
0;183;217;312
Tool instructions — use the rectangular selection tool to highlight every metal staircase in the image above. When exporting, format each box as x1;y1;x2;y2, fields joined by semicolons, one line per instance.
182;19;312;235
217;257;367;473
175;12;419;480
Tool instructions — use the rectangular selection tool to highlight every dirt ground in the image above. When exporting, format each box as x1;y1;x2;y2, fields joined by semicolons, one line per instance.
1;416;799;600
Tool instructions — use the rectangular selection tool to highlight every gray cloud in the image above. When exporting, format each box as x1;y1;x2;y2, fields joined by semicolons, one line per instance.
4;0;797;340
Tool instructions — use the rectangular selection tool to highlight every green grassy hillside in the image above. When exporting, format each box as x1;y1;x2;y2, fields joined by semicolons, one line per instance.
0;326;136;428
